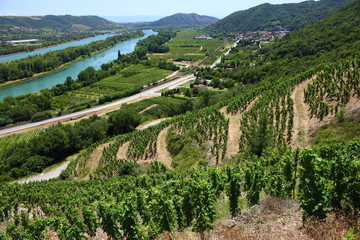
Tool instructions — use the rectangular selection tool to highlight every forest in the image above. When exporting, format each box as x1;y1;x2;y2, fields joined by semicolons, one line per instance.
206;0;354;32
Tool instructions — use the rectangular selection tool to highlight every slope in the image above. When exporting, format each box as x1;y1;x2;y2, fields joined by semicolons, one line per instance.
0;15;122;32
150;13;218;26
80;0;360;177
207;0;354;32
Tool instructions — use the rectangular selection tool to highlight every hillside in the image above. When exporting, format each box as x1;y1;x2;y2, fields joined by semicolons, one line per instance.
267;0;360;62
0;0;360;239
0;15;123;32
150;13;218;26
207;0;355;32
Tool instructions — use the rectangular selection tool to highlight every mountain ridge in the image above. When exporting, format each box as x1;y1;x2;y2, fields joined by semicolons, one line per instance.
0;15;123;32
207;0;355;32
150;13;218;26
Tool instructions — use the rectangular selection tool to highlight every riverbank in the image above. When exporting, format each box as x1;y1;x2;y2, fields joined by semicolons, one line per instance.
0;71;194;138
0;32;121;60
0;46;113;90
0;31;144;91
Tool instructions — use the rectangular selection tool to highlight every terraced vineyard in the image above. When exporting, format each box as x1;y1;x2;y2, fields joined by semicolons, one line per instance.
0;141;358;239
1;1;360;239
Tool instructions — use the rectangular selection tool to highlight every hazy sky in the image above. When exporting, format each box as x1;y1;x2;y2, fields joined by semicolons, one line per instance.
0;0;305;19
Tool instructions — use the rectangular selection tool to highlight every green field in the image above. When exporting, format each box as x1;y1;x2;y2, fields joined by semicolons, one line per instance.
148;28;224;64
0;130;42;159
51;65;172;109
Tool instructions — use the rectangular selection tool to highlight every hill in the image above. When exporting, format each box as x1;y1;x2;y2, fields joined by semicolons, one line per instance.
0;1;359;239
0;15;123;32
150;13;218;26
207;0;355;32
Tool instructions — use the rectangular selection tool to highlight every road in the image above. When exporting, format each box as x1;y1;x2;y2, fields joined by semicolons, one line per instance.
8;40;232;183
0;74;195;136
210;40;240;68
15;117;171;184
16;161;70;184
0;38;232;137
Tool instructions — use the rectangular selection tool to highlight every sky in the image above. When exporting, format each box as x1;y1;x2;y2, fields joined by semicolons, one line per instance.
0;0;305;20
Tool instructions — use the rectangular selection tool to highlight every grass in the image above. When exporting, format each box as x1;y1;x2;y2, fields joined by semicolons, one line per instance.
173;144;207;169
312;109;360;146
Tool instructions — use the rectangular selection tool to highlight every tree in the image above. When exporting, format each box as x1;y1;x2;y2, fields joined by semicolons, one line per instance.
107;109;141;136
117;50;122;60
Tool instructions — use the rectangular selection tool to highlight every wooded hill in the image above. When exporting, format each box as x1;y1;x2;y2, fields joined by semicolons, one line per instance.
206;0;355;32
149;13;218;26
0;15;123;32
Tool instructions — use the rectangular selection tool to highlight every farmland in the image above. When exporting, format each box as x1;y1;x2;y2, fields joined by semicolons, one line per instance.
148;28;226;66
49;65;173;110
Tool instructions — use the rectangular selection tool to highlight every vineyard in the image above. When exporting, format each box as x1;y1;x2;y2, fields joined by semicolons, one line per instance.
56;56;360;182
0;129;42;160
0;141;359;239
304;60;360;120
51;65;172;109
148;28;227;64
1;1;360;237
0;51;359;240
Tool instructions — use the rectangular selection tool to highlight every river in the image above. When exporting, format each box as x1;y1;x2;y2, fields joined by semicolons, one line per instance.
0;30;156;101
0;33;120;63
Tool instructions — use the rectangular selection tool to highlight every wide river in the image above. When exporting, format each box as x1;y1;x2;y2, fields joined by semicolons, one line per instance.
0;33;120;63
0;30;156;101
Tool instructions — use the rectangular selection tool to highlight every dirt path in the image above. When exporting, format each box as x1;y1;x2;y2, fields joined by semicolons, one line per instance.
117;142;129;160
139;104;158;114
82;142;112;180
291;78;314;148
136;118;169;130
221;97;258;158
155;126;172;168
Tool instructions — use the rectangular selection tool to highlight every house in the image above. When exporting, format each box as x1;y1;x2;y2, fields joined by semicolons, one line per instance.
194;84;211;90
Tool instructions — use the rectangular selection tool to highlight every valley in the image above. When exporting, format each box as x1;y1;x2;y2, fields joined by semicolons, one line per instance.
0;0;359;239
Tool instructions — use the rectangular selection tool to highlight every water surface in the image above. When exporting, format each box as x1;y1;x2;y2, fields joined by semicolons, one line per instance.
0;30;156;100
0;33;118;63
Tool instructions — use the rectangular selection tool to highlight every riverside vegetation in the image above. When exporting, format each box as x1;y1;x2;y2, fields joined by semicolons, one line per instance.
0;15;123;56
0;0;360;239
0;31;181;127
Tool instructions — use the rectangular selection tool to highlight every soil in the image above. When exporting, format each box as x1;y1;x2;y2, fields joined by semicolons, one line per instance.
82;142;112;180
291;76;359;148
291;78;314;148
221;97;258;158
155;126;172;168
116;142;129;160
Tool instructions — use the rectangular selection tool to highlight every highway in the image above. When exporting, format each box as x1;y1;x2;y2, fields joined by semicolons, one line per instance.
0;38;234;136
0;74;195;136
9;39;237;183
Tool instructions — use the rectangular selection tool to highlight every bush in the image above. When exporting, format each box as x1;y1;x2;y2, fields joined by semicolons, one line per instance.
23;155;51;173
31;111;52;122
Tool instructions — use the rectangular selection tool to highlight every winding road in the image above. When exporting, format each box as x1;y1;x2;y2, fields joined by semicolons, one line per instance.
15;161;70;184
9;39;238;183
